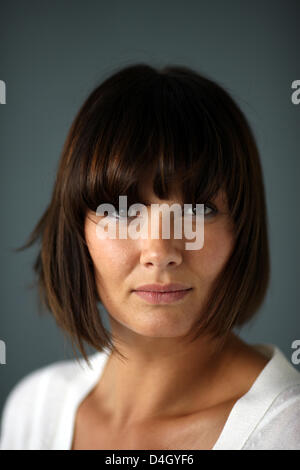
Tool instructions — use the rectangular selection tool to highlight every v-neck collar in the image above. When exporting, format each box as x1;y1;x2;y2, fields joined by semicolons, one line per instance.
212;343;300;449
54;343;300;450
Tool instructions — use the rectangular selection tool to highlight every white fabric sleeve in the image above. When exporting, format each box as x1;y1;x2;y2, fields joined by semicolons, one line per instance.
242;384;300;450
0;368;48;450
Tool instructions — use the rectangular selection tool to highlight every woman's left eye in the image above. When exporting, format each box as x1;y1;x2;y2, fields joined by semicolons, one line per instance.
184;204;217;218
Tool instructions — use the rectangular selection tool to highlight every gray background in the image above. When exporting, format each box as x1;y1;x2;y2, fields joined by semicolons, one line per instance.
0;0;299;415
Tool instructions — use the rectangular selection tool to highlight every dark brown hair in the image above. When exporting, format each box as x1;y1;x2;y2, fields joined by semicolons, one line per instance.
16;63;270;366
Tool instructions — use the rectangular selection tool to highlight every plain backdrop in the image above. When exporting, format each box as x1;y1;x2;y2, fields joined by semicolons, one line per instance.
0;0;300;415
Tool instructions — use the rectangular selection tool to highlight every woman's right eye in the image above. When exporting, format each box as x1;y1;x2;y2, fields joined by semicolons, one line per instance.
109;209;135;220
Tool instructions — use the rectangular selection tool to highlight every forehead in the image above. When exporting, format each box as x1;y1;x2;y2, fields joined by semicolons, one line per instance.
138;178;182;204
138;178;228;209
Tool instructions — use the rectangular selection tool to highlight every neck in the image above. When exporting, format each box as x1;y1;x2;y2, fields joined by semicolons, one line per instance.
93;328;242;430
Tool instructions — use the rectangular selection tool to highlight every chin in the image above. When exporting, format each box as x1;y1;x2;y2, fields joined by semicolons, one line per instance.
128;316;194;338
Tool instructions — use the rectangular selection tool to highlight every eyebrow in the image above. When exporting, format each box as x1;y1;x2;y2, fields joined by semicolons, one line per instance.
138;199;183;206
139;200;151;206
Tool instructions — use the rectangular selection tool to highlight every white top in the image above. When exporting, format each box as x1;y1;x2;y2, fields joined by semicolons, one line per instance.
0;343;300;450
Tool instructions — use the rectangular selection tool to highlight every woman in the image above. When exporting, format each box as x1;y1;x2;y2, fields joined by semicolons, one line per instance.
0;63;299;450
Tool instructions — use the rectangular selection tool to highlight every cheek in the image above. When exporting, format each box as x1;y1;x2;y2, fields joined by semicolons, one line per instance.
191;227;234;281
85;223;135;279
99;240;135;273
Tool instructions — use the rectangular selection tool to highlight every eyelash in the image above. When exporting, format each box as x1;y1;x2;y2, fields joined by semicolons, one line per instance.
109;203;218;220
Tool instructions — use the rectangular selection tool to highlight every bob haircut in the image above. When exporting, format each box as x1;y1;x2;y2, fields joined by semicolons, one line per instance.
16;63;270;366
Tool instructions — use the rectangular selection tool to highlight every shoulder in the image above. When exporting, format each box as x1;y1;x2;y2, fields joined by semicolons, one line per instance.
244;383;300;450
0;353;101;450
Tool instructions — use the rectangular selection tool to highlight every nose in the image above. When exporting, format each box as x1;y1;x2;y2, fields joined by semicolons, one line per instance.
140;238;182;269
139;210;183;269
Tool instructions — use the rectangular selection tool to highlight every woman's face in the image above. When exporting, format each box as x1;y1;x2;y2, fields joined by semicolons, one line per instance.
84;180;235;341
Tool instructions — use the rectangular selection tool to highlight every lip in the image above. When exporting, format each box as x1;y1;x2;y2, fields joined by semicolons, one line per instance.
134;283;192;292
133;289;192;304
